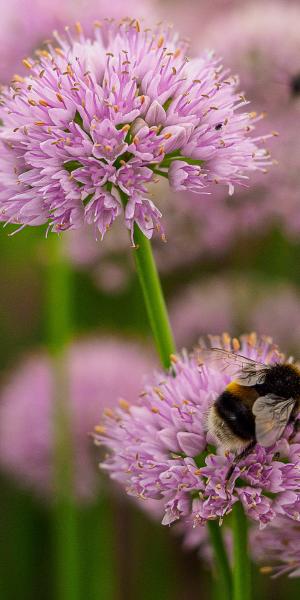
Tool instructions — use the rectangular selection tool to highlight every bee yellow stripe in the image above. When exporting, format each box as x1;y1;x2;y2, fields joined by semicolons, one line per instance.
226;381;242;394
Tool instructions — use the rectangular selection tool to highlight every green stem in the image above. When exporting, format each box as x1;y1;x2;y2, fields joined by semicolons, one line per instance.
133;223;176;368
121;191;233;594
47;235;72;353
46;235;80;600
207;520;232;600
152;168;169;179
232;503;251;600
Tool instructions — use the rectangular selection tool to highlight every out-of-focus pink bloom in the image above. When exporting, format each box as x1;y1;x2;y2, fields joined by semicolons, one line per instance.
0;337;154;501
202;1;300;108
199;1;300;239
169;275;300;353
170;276;234;347
0;20;270;241
250;284;300;354
64;224;132;293
96;333;300;529
0;0;152;82
251;517;300;578
159;0;241;49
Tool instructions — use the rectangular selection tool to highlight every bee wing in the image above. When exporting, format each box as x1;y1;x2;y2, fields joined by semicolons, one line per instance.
199;348;269;386
253;394;296;447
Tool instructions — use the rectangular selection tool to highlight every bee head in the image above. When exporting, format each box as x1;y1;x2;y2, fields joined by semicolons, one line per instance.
263;363;300;398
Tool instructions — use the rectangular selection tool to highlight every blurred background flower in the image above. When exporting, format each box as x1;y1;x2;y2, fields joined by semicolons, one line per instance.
170;275;300;353
0;336;154;500
1;1;300;599
0;0;152;82
251;516;300;578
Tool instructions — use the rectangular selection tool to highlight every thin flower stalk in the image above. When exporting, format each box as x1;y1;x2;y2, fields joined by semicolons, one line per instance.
46;235;80;600
232;502;251;600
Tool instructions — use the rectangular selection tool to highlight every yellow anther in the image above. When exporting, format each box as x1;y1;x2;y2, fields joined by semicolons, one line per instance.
232;338;240;352
12;74;25;83
55;47;64;57
153;387;165;400
36;50;51;59
259;567;273;575
75;22;82;35
104;408;114;417
119;398;130;411
22;59;32;70
94;424;106;434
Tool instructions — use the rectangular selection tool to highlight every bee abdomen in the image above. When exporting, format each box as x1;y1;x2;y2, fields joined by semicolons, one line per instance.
215;390;255;441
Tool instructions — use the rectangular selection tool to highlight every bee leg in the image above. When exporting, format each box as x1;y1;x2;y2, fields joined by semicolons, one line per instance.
225;440;256;488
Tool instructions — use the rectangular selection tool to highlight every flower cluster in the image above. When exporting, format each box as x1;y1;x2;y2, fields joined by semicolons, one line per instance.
0;337;154;501
0;19;270;242
170;276;300;352
97;333;300;529
251;517;300;578
198;1;300;241
202;1;300;108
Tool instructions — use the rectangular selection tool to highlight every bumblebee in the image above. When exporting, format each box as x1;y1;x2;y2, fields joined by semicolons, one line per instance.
202;348;300;477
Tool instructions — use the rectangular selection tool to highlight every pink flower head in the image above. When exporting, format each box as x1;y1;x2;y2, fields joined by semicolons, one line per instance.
0;20;270;242
198;2;300;241
96;333;300;530
202;1;300;109
251;516;300;578
169;275;300;354
0;337;154;501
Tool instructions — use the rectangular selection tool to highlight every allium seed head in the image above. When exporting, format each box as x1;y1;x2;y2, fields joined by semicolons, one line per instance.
0;19;270;242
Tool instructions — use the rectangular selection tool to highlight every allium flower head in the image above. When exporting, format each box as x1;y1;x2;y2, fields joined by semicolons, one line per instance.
251;516;300;578
170;276;300;352
97;333;300;530
0;19;270;242
198;2;300;241
202;1;300;109
0;337;154;501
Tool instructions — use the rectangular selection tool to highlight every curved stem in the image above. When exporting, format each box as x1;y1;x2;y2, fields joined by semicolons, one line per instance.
133;223;176;369
232;503;251;600
207;520;232;600
46;235;80;600
133;222;234;597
